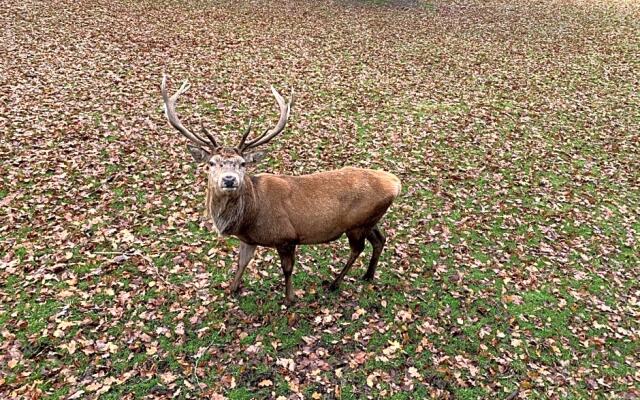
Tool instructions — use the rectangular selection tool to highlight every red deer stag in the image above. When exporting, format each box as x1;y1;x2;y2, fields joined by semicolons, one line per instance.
161;75;401;305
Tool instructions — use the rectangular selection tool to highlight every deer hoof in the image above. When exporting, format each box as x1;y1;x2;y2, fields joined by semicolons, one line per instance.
322;279;340;292
362;273;374;282
283;297;295;307
229;282;242;295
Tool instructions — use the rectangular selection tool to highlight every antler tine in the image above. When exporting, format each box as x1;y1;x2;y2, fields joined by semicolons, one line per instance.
161;74;218;150
241;127;269;151
201;125;219;148
242;86;293;151
236;118;253;152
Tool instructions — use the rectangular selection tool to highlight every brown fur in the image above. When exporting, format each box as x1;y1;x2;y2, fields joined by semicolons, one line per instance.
216;167;400;246
209;164;401;304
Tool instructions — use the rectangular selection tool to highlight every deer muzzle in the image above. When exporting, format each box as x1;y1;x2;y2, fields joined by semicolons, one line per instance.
219;174;240;191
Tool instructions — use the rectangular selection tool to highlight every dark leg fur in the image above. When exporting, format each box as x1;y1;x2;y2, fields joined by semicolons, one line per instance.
329;229;367;291
363;226;386;281
277;244;296;305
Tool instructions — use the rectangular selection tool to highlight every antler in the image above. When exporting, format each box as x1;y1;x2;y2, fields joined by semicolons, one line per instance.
161;74;218;151
238;86;293;153
236;118;253;152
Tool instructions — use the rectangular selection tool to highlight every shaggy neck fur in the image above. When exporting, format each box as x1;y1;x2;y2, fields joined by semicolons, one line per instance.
205;175;254;236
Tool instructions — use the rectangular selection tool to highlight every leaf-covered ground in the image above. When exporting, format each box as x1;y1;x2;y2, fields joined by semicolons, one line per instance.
1;0;639;398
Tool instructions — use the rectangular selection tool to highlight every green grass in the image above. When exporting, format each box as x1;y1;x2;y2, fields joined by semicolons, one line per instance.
1;0;639;398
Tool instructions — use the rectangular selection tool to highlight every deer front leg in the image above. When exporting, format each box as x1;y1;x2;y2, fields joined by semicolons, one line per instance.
277;244;296;306
230;242;257;294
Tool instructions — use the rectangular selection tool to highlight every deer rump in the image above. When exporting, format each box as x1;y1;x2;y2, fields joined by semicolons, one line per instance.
232;167;402;247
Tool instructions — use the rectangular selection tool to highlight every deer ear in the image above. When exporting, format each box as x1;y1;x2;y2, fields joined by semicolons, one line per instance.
244;151;266;164
187;145;211;164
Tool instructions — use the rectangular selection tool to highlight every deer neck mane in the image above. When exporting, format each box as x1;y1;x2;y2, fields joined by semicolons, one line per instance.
205;175;255;236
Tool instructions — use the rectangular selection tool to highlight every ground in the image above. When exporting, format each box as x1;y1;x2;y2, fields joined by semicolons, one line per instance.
1;0;639;398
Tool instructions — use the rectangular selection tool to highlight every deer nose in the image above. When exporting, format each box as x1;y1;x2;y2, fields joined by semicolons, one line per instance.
222;176;237;188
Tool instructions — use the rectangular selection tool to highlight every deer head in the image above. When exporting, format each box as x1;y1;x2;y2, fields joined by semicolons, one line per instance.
160;75;293;196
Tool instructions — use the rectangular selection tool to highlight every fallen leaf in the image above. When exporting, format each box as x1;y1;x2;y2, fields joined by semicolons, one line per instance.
258;379;273;387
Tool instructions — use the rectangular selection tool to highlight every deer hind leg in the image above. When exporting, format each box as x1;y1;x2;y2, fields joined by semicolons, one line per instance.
363;225;386;282
230;242;257;293
329;229;367;291
277;244;297;306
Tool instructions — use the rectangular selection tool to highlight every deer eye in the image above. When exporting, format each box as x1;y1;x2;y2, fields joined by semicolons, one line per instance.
240;162;246;167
